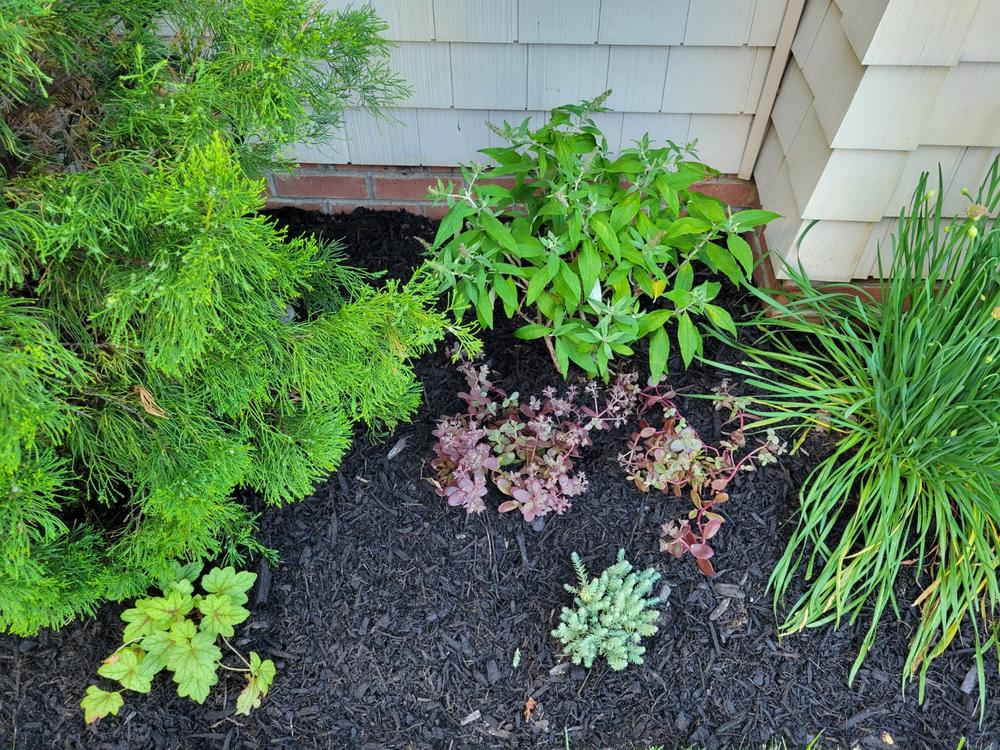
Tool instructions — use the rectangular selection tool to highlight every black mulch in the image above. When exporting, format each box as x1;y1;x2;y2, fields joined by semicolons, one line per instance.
2;207;997;750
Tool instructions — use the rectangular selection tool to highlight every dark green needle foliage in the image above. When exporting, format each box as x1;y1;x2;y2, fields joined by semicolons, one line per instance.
552;550;661;670
718;163;1000;714
1;0;472;635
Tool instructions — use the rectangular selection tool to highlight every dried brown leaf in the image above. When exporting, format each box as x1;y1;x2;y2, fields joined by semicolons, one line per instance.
523;696;537;723
133;384;168;418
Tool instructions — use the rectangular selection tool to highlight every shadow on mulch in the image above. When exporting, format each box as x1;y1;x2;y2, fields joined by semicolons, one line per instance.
1;208;996;750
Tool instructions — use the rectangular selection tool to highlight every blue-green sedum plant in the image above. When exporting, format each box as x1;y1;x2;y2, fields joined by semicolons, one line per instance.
552;550;661;670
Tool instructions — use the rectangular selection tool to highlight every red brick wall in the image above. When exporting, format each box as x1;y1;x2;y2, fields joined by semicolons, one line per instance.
265;164;761;216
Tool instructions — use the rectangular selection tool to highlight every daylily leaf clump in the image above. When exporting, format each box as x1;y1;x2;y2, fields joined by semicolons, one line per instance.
720;162;1000;715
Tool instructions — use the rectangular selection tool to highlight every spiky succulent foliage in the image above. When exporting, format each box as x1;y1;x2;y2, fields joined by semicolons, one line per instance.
552;550;661;670
0;1;473;636
719;162;1000;715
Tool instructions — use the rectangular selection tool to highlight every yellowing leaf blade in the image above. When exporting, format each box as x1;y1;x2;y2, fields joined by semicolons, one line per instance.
81;686;124;724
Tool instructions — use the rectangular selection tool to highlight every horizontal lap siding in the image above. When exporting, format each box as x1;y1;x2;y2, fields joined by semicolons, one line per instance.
597;0;687;45
451;43;527;110
525;45;611;109
606;47;671;112
299;1;789;173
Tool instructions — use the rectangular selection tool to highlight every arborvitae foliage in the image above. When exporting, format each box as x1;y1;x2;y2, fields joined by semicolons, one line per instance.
552;550;661;670
1;1;473;635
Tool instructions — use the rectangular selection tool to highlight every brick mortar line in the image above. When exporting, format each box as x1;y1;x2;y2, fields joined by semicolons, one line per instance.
269;167;758;209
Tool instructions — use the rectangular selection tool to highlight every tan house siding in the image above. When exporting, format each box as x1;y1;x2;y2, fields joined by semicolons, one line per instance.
299;0;791;174
756;0;1000;281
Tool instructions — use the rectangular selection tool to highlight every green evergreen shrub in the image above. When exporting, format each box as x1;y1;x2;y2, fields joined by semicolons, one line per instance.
1;1;473;635
552;550;661;670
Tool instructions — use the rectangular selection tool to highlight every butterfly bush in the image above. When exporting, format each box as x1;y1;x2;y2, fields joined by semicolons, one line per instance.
618;380;785;575
429;362;639;522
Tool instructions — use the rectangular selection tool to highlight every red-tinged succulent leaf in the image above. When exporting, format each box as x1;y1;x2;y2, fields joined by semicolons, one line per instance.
497;500;520;513
661;538;685;558
702;517;724;540
695;557;716;577
688;543;714;559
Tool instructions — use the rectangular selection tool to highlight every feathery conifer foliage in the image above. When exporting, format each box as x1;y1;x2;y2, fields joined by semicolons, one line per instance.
552;550;661;670
1;1;472;635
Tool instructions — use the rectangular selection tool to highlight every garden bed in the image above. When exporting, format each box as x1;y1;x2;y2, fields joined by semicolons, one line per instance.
1;208;996;750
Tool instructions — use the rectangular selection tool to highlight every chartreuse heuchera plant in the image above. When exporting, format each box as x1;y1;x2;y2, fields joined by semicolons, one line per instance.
0;0;473;636
428;91;777;382
81;564;273;723
553;550;661;670
719;162;1000;715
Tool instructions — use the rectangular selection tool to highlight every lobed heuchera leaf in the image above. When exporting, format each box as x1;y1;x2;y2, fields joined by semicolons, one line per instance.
165;561;205;586
120;603;158;642
164;622;222;703
96;648;157;693
81;685;124;724
197;593;250;638
201;566;256;606
236;652;276;715
137;589;194;629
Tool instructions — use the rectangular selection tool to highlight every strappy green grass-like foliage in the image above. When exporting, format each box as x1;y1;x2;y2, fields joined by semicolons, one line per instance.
0;1;473;636
720;162;1000;714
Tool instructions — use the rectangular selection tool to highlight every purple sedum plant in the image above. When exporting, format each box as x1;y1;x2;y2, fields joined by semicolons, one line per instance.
429;362;638;522
430;418;497;513
431;367;787;560
618;380;785;575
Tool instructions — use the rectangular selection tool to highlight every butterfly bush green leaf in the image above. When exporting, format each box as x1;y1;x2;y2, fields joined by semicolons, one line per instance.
427;93;777;382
